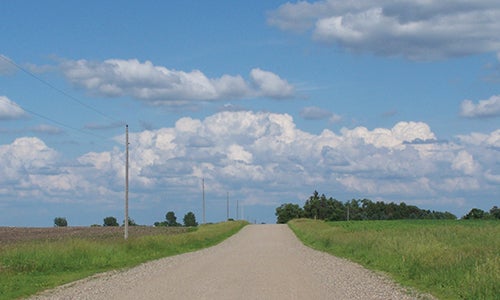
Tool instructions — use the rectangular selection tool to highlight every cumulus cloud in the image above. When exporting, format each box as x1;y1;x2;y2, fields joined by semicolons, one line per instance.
339;121;436;149
460;95;500;118
452;150;479;175
0;96;26;120
456;130;500;147
80;113;487;202
249;68;294;98
58;58;295;104
268;1;500;60
0;137;59;183
1;111;498;220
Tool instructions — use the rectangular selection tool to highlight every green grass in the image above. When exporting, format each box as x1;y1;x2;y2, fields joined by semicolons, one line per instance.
288;219;500;300
0;221;247;300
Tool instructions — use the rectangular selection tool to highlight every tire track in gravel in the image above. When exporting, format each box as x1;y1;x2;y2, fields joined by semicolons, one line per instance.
29;224;429;300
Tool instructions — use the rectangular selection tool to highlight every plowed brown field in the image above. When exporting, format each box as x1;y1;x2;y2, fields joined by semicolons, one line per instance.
0;226;188;245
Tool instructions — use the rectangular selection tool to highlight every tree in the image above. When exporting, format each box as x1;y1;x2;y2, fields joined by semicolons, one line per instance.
183;212;198;227
345;199;362;220
463;208;486;219
54;217;68;227
122;217;137;226
275;203;303;224
328;198;345;221
128;217;137;226
166;211;180;226
303;191;318;219
103;216;119;226
490;206;500;219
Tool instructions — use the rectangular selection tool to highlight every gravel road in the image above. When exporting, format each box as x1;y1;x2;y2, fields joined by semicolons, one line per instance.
29;224;428;300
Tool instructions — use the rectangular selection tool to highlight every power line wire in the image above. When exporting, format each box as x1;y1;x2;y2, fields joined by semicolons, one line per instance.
0;96;111;140
0;54;122;123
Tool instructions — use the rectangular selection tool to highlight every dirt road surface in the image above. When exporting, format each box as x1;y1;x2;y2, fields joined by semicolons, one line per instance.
29;224;424;300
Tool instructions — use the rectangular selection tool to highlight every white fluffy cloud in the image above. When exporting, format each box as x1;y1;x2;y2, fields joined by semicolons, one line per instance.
0;96;26;120
460;95;500;118
452;150;479;175
1;111;497;220
249;68;294;99
59;58;295;104
84;114;495;202
0;137;59;186
456;130;500;147
268;1;500;60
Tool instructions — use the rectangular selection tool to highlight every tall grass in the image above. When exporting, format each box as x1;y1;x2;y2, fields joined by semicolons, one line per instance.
0;221;247;300
289;219;499;300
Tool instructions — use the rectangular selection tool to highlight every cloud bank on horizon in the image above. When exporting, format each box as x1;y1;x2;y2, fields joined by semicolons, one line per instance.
1;110;498;222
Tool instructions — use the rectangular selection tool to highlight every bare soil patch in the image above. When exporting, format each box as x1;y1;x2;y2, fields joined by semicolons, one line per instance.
0;226;188;245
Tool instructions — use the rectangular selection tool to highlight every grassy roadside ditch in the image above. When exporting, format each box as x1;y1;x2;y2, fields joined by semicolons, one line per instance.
0;221;247;300
288;219;499;300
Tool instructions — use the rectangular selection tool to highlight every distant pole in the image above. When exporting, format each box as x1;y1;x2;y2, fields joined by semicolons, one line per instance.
236;200;239;220
226;192;229;221
124;124;129;240
202;178;205;224
347;205;350;221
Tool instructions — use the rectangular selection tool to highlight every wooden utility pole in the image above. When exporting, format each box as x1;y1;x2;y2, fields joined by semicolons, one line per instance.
236;199;239;220
202;178;205;224
124;124;129;240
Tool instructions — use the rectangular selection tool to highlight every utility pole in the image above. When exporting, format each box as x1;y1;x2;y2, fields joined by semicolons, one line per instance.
236;199;239;220
226;192;229;221
124;124;129;240
202;178;205;224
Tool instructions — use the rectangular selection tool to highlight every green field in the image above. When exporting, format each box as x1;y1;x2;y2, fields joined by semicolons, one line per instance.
0;221;247;300
289;219;499;300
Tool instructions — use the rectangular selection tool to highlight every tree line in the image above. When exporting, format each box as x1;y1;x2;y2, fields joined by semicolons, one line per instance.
275;191;499;224
462;207;500;220
53;211;198;227
154;211;198;227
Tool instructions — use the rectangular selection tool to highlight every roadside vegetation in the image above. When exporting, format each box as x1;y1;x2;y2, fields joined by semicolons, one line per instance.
0;221;247;300
289;218;500;300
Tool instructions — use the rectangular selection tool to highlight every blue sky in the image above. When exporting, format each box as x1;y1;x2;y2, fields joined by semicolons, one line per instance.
1;1;499;226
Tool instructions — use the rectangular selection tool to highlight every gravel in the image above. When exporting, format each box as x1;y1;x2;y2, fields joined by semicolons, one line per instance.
27;224;433;300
